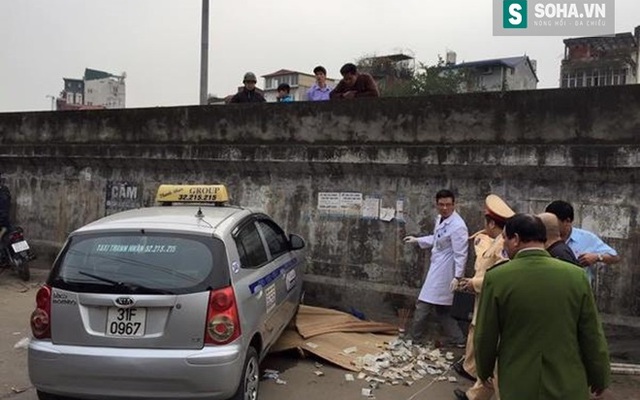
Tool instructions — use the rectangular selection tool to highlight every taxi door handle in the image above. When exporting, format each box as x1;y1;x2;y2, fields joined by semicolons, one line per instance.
254;288;263;299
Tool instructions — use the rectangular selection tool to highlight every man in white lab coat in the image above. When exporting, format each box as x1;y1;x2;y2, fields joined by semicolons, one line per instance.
404;189;469;346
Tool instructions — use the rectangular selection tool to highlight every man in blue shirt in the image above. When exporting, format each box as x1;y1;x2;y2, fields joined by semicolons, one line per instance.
545;200;620;282
306;66;332;101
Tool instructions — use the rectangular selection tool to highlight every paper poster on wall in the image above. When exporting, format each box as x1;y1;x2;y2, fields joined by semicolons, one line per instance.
318;192;342;215
362;197;380;219
380;207;395;222
340;192;363;217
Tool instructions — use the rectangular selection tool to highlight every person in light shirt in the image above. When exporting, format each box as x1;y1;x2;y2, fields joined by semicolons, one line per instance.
306;66;332;101
544;200;619;283
403;189;468;347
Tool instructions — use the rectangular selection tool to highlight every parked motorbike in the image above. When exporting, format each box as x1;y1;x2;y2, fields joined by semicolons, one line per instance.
1;227;34;281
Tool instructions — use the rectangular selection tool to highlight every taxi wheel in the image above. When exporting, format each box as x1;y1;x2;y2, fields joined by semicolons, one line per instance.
231;346;259;400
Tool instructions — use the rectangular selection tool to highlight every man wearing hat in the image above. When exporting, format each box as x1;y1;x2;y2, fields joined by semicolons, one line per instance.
453;194;514;400
229;72;266;103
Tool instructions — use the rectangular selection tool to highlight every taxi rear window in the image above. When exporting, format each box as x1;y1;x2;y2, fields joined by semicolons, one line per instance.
49;232;230;294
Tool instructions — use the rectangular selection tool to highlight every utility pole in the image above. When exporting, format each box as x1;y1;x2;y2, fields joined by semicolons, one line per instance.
45;95;56;111
199;0;209;105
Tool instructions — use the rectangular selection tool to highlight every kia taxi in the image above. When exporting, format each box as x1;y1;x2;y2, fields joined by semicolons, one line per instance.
29;184;305;400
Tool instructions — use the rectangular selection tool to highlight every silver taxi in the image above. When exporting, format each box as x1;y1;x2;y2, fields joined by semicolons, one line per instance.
29;184;305;400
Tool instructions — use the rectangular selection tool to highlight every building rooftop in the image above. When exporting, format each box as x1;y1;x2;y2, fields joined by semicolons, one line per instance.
563;32;637;50
262;69;316;78
84;68;116;81
361;53;414;62
444;55;539;82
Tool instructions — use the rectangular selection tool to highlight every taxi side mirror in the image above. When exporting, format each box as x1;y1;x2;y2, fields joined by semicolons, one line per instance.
289;234;305;250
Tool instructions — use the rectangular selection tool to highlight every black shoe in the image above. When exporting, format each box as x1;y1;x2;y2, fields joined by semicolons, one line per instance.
453;388;469;400
452;361;475;381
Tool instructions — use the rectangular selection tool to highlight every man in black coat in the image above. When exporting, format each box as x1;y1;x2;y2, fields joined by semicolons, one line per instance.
228;72;266;103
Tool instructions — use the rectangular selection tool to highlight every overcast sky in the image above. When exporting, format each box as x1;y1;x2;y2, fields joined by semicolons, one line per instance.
1;0;638;112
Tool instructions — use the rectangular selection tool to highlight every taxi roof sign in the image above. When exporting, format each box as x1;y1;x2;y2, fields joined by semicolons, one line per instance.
156;184;229;205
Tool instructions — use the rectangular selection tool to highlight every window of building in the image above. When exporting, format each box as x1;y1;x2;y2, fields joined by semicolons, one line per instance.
76;93;83;104
66;92;74;103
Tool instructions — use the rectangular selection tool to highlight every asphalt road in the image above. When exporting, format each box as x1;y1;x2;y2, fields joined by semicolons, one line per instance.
1;267;639;400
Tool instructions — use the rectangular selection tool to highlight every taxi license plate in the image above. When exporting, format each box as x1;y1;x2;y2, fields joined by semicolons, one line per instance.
11;241;30;253
106;307;146;337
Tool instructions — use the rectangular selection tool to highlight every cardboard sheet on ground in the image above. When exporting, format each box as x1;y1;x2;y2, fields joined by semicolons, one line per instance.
269;305;399;371
271;328;397;372
295;305;398;339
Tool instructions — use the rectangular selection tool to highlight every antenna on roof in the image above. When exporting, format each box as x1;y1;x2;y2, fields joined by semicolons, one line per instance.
196;207;204;219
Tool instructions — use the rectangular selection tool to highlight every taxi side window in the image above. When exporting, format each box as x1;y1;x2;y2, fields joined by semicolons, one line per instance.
257;220;288;259
235;222;268;268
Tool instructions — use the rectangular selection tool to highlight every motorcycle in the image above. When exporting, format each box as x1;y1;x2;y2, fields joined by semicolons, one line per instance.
1;227;34;281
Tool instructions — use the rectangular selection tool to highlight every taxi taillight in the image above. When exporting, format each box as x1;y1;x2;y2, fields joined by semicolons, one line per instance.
204;286;241;345
31;285;52;339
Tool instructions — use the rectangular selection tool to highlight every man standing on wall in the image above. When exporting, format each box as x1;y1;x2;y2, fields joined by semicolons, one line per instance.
404;189;468;347
545;200;619;282
475;214;610;400
329;63;380;99
453;194;514;400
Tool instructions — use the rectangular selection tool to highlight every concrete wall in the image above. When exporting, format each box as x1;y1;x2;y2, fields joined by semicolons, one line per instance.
84;78;125;109
506;60;538;90
1;85;639;326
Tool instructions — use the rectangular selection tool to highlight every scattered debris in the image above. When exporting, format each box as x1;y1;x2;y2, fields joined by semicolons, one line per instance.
11;387;28;394
314;370;325;377
262;368;284;383
14;337;29;350
343;346;358;354
361;388;373;396
314;362;323;368
345;373;355;382
334;338;460;388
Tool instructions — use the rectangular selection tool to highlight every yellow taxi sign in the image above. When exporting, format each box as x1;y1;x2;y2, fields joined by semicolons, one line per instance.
156;184;229;204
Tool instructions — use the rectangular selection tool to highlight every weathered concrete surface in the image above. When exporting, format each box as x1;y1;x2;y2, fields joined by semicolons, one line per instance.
1;85;639;325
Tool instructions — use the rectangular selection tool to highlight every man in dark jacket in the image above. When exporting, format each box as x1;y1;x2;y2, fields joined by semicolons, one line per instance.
330;63;379;99
229;72;266;103
538;212;580;265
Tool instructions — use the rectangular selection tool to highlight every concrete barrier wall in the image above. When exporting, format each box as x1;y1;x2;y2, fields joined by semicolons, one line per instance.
1;85;639;325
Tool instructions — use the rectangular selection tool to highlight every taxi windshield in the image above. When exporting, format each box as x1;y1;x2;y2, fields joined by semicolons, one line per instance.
50;232;230;294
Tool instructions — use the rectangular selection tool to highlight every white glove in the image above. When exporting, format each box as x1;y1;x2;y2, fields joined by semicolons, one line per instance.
449;278;460;292
403;236;418;244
